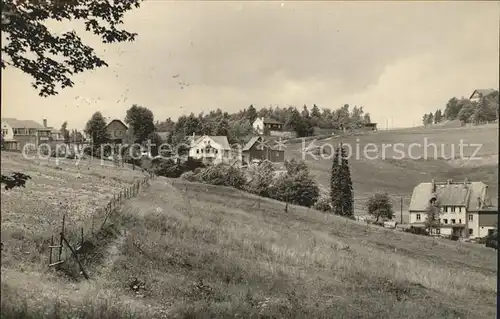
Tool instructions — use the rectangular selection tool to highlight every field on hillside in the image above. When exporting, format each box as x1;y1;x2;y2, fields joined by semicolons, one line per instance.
0;152;146;271
285;125;498;221
2;178;495;318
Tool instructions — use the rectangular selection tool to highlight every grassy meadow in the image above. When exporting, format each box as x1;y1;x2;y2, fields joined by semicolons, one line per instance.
1;173;496;318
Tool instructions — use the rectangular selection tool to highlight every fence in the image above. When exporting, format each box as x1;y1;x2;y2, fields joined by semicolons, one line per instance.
48;171;157;279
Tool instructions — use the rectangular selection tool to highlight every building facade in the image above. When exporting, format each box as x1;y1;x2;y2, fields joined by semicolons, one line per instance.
469;89;496;103
242;136;285;164
105;119;128;144
1;118;51;151
188;135;233;164
409;179;497;238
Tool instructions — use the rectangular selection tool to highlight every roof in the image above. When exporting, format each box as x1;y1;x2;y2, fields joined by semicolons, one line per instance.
242;136;285;151
2;118;49;130
409;181;490;212
157;132;170;141
469;89;496;99
191;135;230;149
105;119;128;129
262;117;283;125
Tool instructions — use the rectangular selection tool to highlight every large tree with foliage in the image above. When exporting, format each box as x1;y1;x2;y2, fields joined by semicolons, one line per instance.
366;193;394;222
1;0;141;97
246;105;258;124
330;144;354;218
85;112;109;155
60;121;70;143
125;104;155;144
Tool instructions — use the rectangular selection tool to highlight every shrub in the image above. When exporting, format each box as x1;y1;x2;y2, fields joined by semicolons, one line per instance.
404;226;429;236
180;171;198;182
313;196;331;212
197;164;246;189
269;167;319;208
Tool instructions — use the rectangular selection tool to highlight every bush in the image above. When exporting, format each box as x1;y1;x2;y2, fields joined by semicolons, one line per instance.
268;168;319;208
484;232;497;249
180;171;198;182
197;164;246;189
404;226;429;236
313;196;331;212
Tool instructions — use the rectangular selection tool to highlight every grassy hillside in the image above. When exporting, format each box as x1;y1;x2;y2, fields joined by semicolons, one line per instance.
2;175;496;318
284;125;498;220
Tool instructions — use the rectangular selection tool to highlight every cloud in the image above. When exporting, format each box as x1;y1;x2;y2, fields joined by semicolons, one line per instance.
1;1;498;130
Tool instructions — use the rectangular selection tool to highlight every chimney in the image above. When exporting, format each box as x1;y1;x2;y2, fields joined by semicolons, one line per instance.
43;119;47;127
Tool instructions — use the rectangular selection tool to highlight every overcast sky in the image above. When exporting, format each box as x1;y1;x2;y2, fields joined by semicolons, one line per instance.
2;1;499;130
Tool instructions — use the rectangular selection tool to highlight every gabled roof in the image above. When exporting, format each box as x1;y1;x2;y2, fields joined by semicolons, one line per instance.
469;89;496;99
242;136;284;151
2;118;49;130
105;119;128;129
191;135;230;149
409;181;490;212
262;117;283;125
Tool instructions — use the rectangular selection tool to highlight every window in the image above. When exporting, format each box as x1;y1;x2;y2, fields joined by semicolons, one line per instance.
488;229;495;236
1;129;8;136
215;149;218;154
451;207;456;213
468;214;473;221
416;214;421;221
196;149;199;154
451;219;456;224
469;229;473;235
443;219;448;224
458;207;462;213
459;219;462;224
436;229;440;235
443;207;448;213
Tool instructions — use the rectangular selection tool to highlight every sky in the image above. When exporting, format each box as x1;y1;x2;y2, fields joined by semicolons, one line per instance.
2;1;499;130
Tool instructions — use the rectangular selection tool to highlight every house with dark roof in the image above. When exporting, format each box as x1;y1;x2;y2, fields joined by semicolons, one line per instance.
1;118;51;151
252;117;297;138
409;179;497;238
242;136;285;164
188;135;235;164
469;89;496;103
105;119;128;144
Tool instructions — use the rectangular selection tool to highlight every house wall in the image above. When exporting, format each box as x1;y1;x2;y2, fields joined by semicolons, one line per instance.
106;121;127;142
252;118;264;134
189;137;228;163
467;212;480;238
1;121;14;140
409;211;426;223
439;206;467;226
478;212;498;238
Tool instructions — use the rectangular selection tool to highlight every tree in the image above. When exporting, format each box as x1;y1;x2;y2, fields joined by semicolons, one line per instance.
85;112;109;155
1;0;140;97
69;129;84;143
311;104;321;118
427;113;434;125
457;102;475;124
425;198;441;235
156;117;175;132
422;114;429;126
125;105;155;144
247;105;258;124
366;193;395;222
330;144;354;218
363;113;371;124
301;104;310;119
472;96;497;124
434;109;443;124
444;97;461;120
60;121;70;143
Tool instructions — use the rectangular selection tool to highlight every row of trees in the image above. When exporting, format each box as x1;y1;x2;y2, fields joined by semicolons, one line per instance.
158;104;372;147
423;90;499;126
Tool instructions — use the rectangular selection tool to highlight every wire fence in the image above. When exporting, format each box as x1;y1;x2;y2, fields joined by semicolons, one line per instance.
48;171;157;278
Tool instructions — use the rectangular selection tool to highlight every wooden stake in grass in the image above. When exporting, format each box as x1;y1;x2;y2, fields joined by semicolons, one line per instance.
61;235;89;280
58;214;66;262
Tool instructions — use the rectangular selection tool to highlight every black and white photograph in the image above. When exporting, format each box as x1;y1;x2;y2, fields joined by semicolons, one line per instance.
1;1;498;318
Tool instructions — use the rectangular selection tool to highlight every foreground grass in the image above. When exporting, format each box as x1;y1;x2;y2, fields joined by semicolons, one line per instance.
4;178;492;318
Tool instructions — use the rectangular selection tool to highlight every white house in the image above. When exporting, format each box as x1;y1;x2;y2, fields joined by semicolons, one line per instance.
189;135;232;164
409;179;497;239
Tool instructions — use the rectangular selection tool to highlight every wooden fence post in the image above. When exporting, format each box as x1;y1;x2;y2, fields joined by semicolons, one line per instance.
58;214;66;261
49;235;54;265
61;235;89;280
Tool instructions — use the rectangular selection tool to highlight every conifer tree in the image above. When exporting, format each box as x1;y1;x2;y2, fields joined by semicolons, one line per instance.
330;143;354;218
